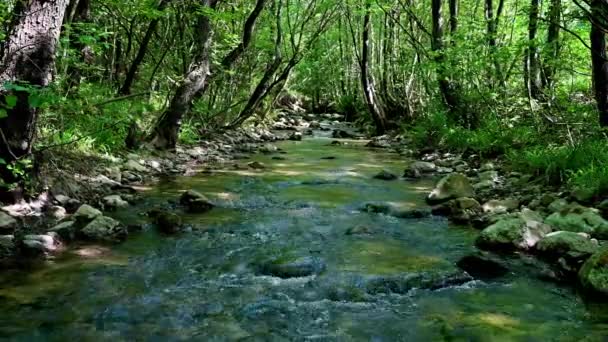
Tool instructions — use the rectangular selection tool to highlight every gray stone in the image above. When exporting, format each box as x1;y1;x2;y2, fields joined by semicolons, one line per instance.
124;160;148;173
427;173;474;205
48;221;77;241
80;216;128;242
73;204;102;227
0;212;17;232
476;209;552;250
103;195;129;210
180;190;214;213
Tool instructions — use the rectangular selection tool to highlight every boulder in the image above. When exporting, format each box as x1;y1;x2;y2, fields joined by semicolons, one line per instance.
180;190;214;213
48;206;67;220
548;199;569;213
0;212;17;232
248;161;266;170
332;130;356;139
150;210;183;234
545;204;608;239
288;132;303;141
124;159;148;173
373;170;398;181
476;209;552;250
102;195;129;211
579;248;608;298
426;173;474;205
80;216;128;242
21;233;62;257
73;204;102;227
404;161;437;178
432;197;482;224
537;231;599;275
48;221;77;241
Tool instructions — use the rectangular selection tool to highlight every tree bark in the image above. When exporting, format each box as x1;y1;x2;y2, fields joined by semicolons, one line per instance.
525;0;542;100
0;0;69;181
591;0;608;127
149;0;218;149
119;0;171;95
67;0;93;88
361;3;387;135
544;0;561;91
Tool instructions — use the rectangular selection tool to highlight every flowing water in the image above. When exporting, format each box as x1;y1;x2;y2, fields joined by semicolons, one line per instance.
1;137;607;341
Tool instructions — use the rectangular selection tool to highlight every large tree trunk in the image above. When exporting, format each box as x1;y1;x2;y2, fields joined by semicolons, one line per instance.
119;0;171;95
543;0;560;92
0;0;69;182
591;0;608;127
525;0;543;100
149;0;218;149
361;3;387;135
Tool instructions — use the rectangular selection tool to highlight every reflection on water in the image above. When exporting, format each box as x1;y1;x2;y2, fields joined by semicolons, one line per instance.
0;138;606;340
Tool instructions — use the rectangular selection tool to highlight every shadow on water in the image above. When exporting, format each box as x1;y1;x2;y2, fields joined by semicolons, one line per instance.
1;137;608;340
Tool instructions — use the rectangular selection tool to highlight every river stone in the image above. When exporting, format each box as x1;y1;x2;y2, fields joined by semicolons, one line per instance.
21;233;61;256
73;204;102;227
332;129;356;139
548;199;569;213
456;252;509;280
124;159;148;173
180;190;214;213
404;161;437;178
80;216;127;242
479;162;496;172
103;195;129;211
152;210;183;234
345;225;376;235
373;170;398;181
258;256;326;278
248;161;266;170
366;271;473;295
482;199;520;215
432;197;482;224
536;231;599;261
478;170;499;183
545;204;608;239
0;212;17;232
579;248;608;298
48;221;77;241
426;173;474;205
391;208;432;219
0;235;14;258
476;209;552;250
289;132;302;141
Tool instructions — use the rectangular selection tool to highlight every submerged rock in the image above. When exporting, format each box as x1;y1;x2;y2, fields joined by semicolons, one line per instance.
426;173;474;205
545;204;608;239
456;252;509;280
373;170;398;181
257;256;326;278
150;209;183;234
476;209;552;251
180;190;214;213
366;271;473;295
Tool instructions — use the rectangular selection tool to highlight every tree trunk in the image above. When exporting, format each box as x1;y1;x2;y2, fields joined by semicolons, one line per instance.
544;0;561;91
67;0;93;88
0;0;69;181
591;0;608;127
119;0;171;95
525;0;542;100
361;3;387;135
149;0;218;149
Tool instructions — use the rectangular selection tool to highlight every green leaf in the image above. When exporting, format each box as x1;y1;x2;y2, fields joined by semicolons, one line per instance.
4;95;17;109
0;108;6;119
0;157;5;165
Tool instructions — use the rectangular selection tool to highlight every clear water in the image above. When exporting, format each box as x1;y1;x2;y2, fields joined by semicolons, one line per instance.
0;138;607;341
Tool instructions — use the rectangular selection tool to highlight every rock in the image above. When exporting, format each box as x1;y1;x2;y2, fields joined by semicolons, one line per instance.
456;252;509;280
288;132;302;141
473;180;495;191
150;210;183;234
73;204;102;227
257;256;326;278
548;199;569;213
321;156;337;160
362;203;391;214
536;231;598;265
373;170;398;181
102;195;129;211
572;186;595;203
124;159;148;173
330;140;342;146
366;137;391;148
479;162;496;172
391;208;433;219
48;221;77;241
80;216;128;242
121;171;142;183
404;161;437;178
426;173;474;205
482;199;520;215
332;130;356;139
0;212;17;232
345;225;375;235
476;209;552;250
21;233;61;256
579;248;608;297
259;144;278;154
180;190;214;213
106;166;122;183
48;206;67;220
248;161;266;170
0;235;14;258
432;197;482;224
545;204;608;239
271;156;286;161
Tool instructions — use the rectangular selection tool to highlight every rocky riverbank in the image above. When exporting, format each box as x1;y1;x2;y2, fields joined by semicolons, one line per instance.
0;110;348;266
361;133;608;300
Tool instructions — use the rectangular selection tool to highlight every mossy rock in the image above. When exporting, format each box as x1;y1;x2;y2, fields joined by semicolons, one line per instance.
476;209;551;251
579;248;608;298
427;173;474;205
545;204;608;239
536;231;599;260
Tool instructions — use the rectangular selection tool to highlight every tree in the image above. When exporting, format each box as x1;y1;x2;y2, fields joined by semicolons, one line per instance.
0;0;70;181
590;0;608;126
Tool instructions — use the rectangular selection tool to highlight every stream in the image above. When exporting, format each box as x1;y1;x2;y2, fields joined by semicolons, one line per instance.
0;136;607;341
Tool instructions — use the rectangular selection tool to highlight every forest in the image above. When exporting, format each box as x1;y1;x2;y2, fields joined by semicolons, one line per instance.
1;0;608;339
